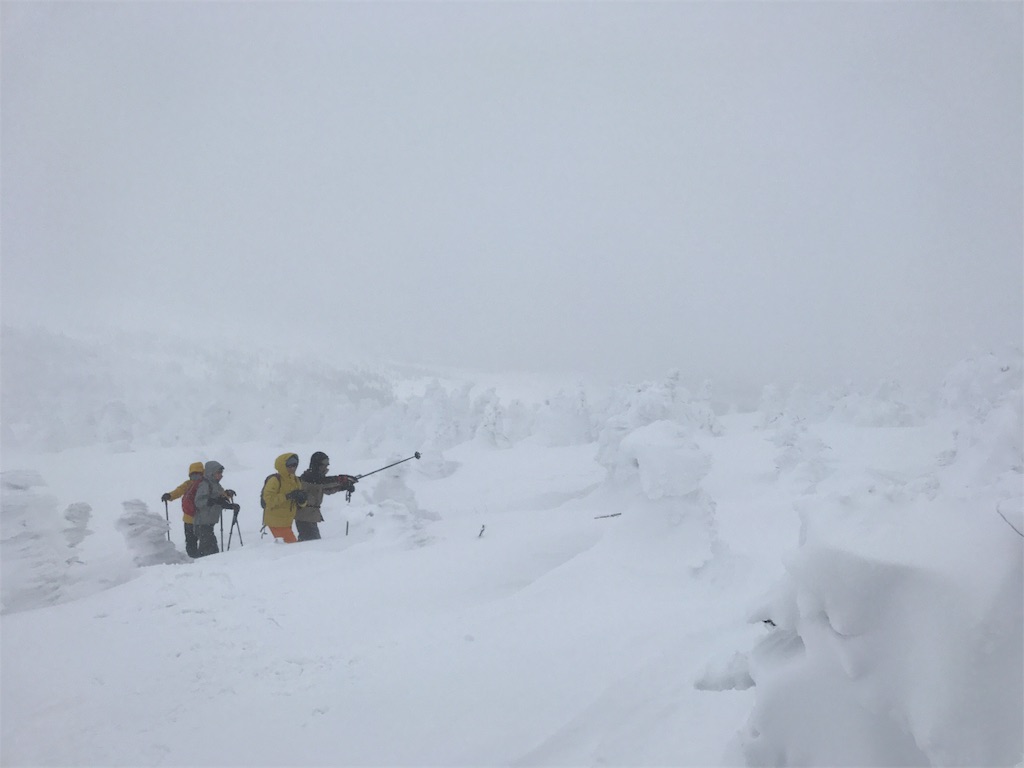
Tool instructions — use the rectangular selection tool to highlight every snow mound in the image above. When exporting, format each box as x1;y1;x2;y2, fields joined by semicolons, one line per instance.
738;491;1023;767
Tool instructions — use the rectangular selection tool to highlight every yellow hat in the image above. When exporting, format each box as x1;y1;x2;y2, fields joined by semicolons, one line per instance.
189;462;204;475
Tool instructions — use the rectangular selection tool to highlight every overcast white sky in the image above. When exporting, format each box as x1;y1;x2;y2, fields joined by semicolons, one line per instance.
2;2;1021;390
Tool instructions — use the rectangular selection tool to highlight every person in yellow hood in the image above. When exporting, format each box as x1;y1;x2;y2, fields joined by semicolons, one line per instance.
261;453;307;543
161;461;204;557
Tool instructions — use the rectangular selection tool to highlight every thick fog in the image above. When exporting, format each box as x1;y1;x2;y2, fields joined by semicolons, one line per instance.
2;2;1021;389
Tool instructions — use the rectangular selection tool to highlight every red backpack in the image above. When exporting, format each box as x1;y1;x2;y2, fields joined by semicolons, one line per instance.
182;479;201;518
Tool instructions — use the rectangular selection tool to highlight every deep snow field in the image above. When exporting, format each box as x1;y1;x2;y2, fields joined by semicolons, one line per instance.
1;326;1021;767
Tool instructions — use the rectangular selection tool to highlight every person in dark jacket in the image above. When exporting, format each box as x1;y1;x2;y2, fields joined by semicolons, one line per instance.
192;461;238;557
297;451;357;541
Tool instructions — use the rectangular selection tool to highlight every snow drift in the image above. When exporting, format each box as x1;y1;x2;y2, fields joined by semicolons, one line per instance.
1;325;1021;766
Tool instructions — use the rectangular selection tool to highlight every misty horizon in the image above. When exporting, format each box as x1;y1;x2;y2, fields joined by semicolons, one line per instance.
2;2;1021;391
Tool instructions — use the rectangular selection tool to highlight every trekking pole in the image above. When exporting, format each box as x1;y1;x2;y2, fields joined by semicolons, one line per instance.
346;451;422;501
164;500;171;542
219;514;224;551
227;509;243;549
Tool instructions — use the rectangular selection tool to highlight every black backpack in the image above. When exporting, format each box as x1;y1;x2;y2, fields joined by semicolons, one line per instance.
260;473;280;510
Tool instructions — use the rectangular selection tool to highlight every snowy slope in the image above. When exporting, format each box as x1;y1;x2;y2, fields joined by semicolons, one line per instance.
1;326;1021;767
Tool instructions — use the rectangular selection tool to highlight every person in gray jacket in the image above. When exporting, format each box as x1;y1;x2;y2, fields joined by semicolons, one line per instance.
192;460;238;557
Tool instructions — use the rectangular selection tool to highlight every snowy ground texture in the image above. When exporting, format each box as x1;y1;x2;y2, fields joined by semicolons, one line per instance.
1;326;1021;767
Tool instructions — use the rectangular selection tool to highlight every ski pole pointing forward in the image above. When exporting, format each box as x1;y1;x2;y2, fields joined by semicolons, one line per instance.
345;452;422;502
355;451;422;481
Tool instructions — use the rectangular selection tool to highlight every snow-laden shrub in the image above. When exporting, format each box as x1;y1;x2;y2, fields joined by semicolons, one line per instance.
621;371;723;436
353;380;513;458
617;420;711;500
941;349;1022;419
831;379;923;427
62;502;93;551
782;383;835;425
368;456;421;510
364;457;439;547
772;422;832;494
532;387;595;447
1;471;93;613
502;398;536;444
594;418;720;574
758;384;786;429
116;500;191;566
0;326;398;452
473;389;512;448
595;414;631;476
596;372;722;480
762;379;928;431
939;350;1023;483
762;383;837;430
406;380;476;452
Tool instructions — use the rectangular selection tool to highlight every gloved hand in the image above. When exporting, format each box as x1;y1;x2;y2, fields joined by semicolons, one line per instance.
229;503;240;513
161;493;172;502
224;489;236;499
336;475;358;493
286;489;308;505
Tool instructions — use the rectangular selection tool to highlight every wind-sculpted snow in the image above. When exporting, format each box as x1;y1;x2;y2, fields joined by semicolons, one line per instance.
1;326;1022;767
740;514;1022;766
736;353;1024;767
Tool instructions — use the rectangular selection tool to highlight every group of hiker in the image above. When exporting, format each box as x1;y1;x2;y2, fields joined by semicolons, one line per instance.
161;452;356;557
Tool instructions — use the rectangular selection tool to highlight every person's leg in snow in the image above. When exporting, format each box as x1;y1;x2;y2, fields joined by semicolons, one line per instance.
295;520;321;541
195;524;219;556
183;522;199;558
268;526;297;543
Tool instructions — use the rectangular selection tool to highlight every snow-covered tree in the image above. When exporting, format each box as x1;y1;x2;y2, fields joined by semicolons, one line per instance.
115;500;191;566
62;502;93;552
2;471;77;613
533;386;594;446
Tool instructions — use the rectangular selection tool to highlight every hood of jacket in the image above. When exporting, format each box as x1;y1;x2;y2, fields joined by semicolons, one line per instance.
274;453;299;476
263;453;302;528
301;451;330;482
204;460;224;479
189;461;205;475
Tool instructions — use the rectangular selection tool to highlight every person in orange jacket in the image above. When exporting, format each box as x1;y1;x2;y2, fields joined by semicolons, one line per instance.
162;462;204;557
